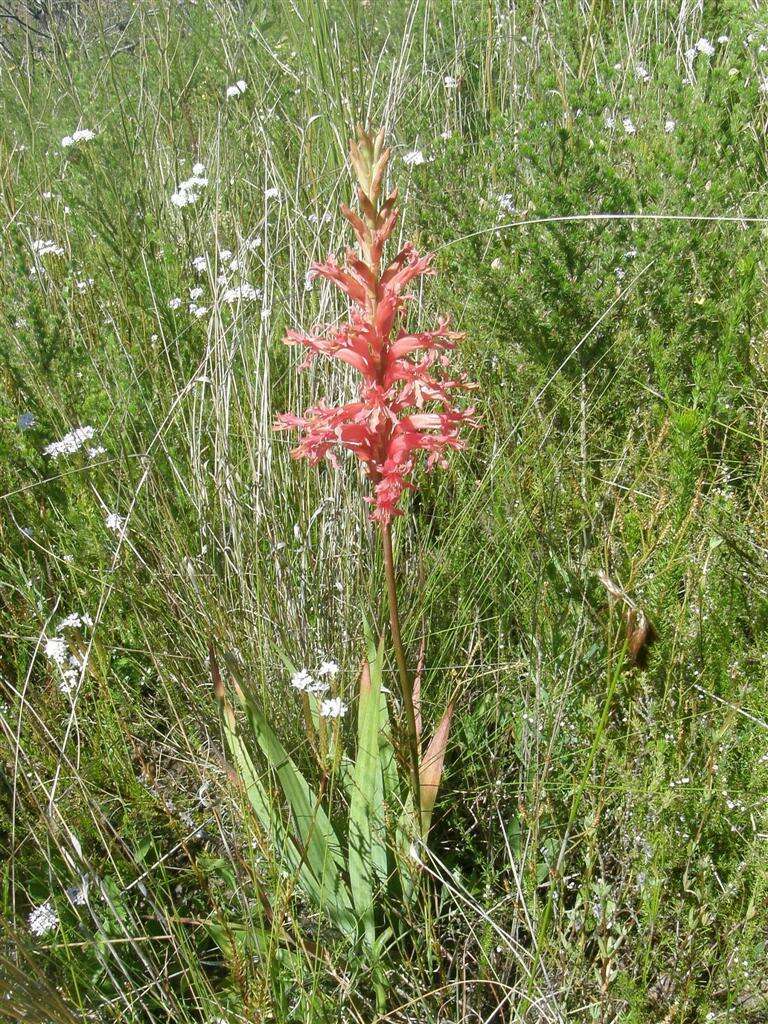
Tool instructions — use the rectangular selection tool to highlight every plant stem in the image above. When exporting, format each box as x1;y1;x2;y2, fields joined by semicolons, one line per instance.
381;522;423;833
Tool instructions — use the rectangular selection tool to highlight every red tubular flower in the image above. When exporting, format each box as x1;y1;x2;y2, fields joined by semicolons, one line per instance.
276;127;477;525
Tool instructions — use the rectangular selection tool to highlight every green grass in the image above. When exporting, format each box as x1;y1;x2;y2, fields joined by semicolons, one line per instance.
1;1;768;1021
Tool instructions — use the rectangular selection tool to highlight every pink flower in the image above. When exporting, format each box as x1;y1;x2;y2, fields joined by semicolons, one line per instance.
276;128;477;524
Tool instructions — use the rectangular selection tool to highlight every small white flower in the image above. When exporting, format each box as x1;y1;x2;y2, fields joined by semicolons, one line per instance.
760;78;768;94
191;255;207;273
189;287;204;300
320;697;347;719
44;637;67;664
18;411;36;430
57;612;83;631
304;270;314;291
622;117;636;135
226;80;247;99
221;283;260;304
218;249;233;261
615;267;626;280
28;901;58;936
43;425;95;459
403;149;425;166
695;37;715;56
191;161;205;176
265;187;280;200
76;278;94;293
59;668;79;694
664;118;677;133
291;669;314;691
169;297;182;309
444;75;458;89
498;193;516;214
245;237;262;250
87;445;106;459
440;129;453;140
318;660;339;677
308;680;330;696
31;239;64;257
623;248;638;260
192;305;208;318
105;512;125;533
62;128;95;148
635;64;650;83
717;35;729;44
604;114;616;130
170;174;208;208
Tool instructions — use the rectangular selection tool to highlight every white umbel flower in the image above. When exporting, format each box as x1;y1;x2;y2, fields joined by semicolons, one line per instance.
220;283;260;304
291;669;314;691
403;149;425;166
62;128;95;148
105;512;125;533
318;660;339;677
29;901;58;936
44;636;67;664
43;425;95;459
695;37;715;56
170;173;208;207
31;239;64;257
320;697;347;719
226;80;247;99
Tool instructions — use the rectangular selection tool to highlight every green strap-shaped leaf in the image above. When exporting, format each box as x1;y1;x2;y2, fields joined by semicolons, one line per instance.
222;712;351;930
240;699;357;937
348;651;385;945
361;617;415;905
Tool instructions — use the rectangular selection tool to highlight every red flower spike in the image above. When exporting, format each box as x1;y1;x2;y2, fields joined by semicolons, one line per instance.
276;127;478;525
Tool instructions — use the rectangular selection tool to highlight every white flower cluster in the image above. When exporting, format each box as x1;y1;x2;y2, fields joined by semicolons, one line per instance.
179;240;267;321
694;36;715;56
221;282;261;304
62;128;96;148
43;611;93;694
105;512;125;533
28;901;58;936
403;149;426;167
226;79;247;99
170;162;208;207
290;660;340;699
43;425;96;459
31;239;64;257
320;697;347;719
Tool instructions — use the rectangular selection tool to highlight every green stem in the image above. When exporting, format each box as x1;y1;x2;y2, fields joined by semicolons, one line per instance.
381;522;422;833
